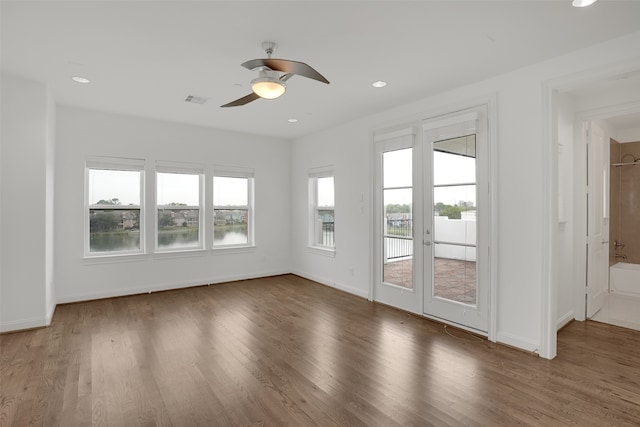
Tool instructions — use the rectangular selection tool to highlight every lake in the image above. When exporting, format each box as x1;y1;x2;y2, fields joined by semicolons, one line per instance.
89;227;248;252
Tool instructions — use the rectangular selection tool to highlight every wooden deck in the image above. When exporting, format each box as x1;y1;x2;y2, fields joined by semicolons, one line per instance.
2;274;639;426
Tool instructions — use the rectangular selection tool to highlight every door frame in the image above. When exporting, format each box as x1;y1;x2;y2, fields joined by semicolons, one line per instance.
542;58;640;360
370;94;498;343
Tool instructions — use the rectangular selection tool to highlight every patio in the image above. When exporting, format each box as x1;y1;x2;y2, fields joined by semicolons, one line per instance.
383;257;477;304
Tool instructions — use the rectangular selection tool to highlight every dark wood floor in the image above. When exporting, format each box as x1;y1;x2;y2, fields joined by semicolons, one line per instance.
2;274;639;426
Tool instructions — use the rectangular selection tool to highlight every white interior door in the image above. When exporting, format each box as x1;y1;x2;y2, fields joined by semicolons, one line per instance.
422;108;490;333
586;121;609;318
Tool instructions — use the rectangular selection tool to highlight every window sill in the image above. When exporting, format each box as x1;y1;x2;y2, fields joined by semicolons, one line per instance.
211;245;256;255
307;246;336;257
83;253;148;265
153;248;208;259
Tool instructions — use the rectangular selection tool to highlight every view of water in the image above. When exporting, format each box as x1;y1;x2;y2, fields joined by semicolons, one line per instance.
158;228;199;249
89;227;248;253
214;229;247;246
90;231;140;252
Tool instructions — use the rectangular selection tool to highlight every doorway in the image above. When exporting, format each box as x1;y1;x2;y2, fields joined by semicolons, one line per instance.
551;74;640;337
372;104;493;334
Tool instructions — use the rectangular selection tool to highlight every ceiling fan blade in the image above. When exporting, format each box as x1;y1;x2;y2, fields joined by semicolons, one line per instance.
220;92;260;108
280;73;294;82
242;58;329;84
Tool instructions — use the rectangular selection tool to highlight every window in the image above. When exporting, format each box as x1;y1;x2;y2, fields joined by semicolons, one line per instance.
213;168;254;247
309;167;335;249
86;158;144;256
156;163;203;251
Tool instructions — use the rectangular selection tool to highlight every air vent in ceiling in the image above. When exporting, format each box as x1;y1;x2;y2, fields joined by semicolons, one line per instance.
185;95;209;104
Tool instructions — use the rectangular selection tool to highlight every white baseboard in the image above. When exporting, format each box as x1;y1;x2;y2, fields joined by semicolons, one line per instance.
56;269;290;304
291;270;369;299
0;316;48;333
496;331;539;354
557;310;574;330
46;301;56;326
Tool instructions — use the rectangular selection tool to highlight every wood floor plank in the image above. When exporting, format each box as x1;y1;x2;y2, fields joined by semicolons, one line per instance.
2;274;640;426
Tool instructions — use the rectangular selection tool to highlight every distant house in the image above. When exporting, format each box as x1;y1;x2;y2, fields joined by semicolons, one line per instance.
387;212;412;227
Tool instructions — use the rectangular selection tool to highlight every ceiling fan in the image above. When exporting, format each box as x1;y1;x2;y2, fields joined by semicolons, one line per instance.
221;41;330;108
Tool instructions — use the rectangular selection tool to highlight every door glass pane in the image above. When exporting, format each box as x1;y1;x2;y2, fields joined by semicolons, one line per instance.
383;148;412;188
433;244;476;304
433;135;477;305
382;148;413;289
433;135;476;185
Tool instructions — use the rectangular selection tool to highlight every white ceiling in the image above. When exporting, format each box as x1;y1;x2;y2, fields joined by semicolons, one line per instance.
3;1;640;140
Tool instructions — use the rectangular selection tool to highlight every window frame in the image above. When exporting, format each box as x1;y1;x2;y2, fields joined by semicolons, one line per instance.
84;156;145;258
212;166;255;250
308;166;335;253
155;161;205;253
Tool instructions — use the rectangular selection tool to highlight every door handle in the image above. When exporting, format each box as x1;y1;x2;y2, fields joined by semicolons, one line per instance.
424;241;431;246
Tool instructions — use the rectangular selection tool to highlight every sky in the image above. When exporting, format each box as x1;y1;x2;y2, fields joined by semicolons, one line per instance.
383;147;477;207
89;148;474;210
89;170;249;207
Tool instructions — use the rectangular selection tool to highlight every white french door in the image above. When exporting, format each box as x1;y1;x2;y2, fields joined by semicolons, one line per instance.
373;128;423;314
372;105;492;333
422;107;490;333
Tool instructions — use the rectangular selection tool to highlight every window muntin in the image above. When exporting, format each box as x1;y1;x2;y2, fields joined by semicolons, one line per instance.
309;171;335;249
213;176;253;247
156;172;202;251
87;168;143;255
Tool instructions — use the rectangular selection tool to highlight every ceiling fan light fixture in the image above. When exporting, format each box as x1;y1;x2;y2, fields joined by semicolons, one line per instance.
572;0;597;7
251;71;286;99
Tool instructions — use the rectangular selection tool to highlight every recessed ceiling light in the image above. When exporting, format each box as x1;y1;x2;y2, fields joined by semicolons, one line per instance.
572;0;597;7
72;76;90;84
288;118;298;123
372;80;387;88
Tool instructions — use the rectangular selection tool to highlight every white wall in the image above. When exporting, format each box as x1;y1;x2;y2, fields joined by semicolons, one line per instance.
1;73;55;331
55;107;292;303
290;31;640;355
291;124;372;298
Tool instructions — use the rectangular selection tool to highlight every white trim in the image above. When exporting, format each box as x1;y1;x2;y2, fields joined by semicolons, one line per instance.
213;164;255;178
152;248;209;259
421;111;478;132
557;310;574;330
213;175;255;248
82;253;148;265
496;331;540;354
211;245;256;255
540;83;557;360
373;127;415;142
86;155;145;171
306;245;336;257
85;162;146;258
0;316;48;333
46;302;56;326
308;165;334;178
55;270;291;305
487;93;499;345
291;270;369;299
155;160;204;174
